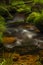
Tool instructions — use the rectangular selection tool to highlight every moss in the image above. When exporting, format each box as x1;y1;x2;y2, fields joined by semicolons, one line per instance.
33;0;43;4
0;0;43;31
26;12;40;23
0;16;6;43
0;16;6;31
10;0;31;13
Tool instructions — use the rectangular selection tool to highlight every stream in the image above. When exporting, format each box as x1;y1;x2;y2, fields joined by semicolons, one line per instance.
0;13;43;54
0;13;43;65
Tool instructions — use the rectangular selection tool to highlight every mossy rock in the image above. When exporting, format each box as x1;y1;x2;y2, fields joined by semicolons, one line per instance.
26;12;43;32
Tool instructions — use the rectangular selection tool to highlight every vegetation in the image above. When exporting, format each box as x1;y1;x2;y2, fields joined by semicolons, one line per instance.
0;0;43;41
0;0;43;45
0;0;43;65
0;16;6;43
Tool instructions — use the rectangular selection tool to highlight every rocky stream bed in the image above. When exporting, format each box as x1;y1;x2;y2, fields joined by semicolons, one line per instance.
0;24;43;65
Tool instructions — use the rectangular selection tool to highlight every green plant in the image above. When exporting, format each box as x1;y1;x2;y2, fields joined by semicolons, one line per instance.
33;0;43;4
0;59;6;65
26;12;40;23
11;0;31;13
0;16;6;43
0;0;43;31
